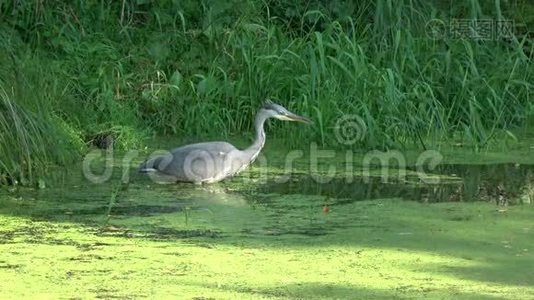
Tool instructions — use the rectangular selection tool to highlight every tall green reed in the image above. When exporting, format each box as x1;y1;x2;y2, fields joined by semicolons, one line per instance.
0;0;532;183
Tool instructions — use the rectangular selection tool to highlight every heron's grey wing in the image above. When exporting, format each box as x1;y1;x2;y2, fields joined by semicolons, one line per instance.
139;152;174;173
150;142;239;182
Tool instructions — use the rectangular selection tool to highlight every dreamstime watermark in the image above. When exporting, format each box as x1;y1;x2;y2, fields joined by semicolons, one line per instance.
82;114;445;186
425;18;517;41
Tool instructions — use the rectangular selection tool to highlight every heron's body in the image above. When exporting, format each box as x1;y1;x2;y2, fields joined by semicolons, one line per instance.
139;101;309;184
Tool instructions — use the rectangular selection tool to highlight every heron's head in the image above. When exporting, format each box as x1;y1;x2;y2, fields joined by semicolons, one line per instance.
261;100;312;123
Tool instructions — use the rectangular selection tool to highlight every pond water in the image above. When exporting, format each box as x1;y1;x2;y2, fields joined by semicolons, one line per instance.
261;163;534;204
1;157;533;298
1;162;532;239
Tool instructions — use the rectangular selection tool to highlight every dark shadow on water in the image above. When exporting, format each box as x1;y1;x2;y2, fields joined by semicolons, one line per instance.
257;163;534;204
188;281;504;299
63;204;185;217
96;226;223;240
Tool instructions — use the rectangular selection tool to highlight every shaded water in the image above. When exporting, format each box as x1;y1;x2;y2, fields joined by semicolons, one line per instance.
1;162;532;241
260;163;534;205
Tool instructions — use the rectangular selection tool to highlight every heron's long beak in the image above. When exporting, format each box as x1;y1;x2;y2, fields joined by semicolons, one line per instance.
286;112;312;124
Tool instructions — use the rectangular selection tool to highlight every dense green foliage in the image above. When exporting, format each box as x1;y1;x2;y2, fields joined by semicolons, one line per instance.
0;0;533;184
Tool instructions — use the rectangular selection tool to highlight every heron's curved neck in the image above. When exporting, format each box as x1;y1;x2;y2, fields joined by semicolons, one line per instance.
244;111;268;162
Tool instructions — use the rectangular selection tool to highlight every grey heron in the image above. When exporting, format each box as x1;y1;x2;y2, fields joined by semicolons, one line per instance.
139;100;311;184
